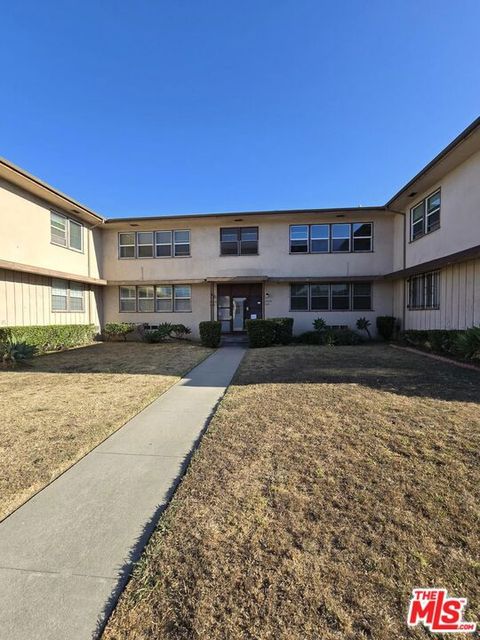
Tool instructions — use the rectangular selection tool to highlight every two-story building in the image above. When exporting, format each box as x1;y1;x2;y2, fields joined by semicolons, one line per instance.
1;116;480;339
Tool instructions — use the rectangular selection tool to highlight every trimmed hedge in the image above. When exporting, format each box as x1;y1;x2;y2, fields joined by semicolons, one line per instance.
376;316;397;341
199;321;222;348
246;319;277;348
104;322;136;341
296;327;363;346
271;317;294;345
0;324;96;353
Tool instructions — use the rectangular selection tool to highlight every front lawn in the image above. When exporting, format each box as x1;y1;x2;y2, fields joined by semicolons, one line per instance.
104;344;480;640
0;341;211;521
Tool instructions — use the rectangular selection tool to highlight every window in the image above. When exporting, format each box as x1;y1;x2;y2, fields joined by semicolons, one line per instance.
120;286;136;312
310;225;329;253
51;212;83;251
51;278;84;312
290;225;309;253
408;271;440;309
155;285;173;311
119;233;136;258
174;230;191;256
174;285;192;311
137;285;154;312
137;232;154;258
331;224;351;252
120;285;193;313
331;283;350;309
410;190;441;241
119;229;190;259
352;223;373;252
290;282;372;311
290;223;372;253
220;227;258;255
155;231;172;257
290;284;309;310
51;213;67;247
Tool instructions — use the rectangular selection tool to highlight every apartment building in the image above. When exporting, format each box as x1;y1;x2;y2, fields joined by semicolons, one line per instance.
1;117;480;339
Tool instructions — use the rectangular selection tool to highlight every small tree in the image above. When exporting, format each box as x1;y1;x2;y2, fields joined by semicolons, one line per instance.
356;317;372;340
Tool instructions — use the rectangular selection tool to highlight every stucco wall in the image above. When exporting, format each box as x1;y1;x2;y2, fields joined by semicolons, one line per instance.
264;281;394;336
403;258;480;330
0;178;103;280
102;211;395;282
393;150;480;271
0;268;102;328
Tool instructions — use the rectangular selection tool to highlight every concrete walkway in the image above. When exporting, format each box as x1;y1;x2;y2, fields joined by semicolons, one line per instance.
0;346;246;640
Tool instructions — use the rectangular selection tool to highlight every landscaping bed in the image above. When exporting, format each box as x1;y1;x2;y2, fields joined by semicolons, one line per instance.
0;341;211;521
103;344;480;640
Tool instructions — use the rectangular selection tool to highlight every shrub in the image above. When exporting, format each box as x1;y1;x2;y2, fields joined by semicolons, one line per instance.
401;329;466;357
455;326;480;360
143;323;175;343
356;317;372;339
171;324;192;339
104;322;136;341
295;330;323;345
313;318;327;333
376;316;397;341
1;338;37;366
245;319;277;348
324;327;363;346
0;324;96;353
199;321;222;348
271;317;294;345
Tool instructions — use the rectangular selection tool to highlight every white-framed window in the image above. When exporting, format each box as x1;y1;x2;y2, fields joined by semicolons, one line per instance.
290;282;372;311
137;285;155;312
220;227;258;255
331;224;351;252
119;233;136;258
174;285;192;311
137;232;154;258
51;278;85;312
173;230;191;257
290;223;372;253
156;285;173;311
155;231;173;258
119;230;190;259
408;271;440;309
50;212;83;251
119;286;136;312
410;189;441;241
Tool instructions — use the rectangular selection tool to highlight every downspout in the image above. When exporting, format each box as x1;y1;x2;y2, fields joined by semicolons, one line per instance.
385;207;407;331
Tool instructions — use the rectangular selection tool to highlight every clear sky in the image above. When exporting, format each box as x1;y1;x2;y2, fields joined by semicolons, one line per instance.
1;1;479;217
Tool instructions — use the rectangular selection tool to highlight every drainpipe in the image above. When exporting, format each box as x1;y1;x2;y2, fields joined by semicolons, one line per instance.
385;207;407;331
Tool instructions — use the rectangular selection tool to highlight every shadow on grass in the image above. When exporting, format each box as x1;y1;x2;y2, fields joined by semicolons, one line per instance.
234;344;480;404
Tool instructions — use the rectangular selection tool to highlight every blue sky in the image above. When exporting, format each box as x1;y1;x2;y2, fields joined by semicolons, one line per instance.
1;1;479;217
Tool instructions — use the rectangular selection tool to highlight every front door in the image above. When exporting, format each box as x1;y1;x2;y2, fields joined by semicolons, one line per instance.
217;284;263;333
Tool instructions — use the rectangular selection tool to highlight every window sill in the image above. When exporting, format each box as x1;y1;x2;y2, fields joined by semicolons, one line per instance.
50;241;84;255
409;226;441;244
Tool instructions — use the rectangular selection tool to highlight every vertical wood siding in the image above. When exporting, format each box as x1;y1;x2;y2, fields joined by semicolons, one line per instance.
0;268;102;328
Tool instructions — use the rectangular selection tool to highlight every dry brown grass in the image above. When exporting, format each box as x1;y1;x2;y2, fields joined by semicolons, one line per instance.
0;341;211;521
104;344;480;640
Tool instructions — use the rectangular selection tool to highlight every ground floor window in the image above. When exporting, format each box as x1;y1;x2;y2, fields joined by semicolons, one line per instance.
290;282;372;311
408;271;440;309
119;285;192;313
51;279;85;312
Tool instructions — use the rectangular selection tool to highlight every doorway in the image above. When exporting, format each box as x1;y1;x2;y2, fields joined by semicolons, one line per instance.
217;283;263;333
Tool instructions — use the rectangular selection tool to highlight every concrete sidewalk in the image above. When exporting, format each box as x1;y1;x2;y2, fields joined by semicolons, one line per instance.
0;346;245;640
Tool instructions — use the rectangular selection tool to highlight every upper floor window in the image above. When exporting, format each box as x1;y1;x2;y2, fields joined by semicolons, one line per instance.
410;190;441;241
408;271;440;309
289;223;372;254
220;227;258;255
51;278;85;312
290;281;372;311
50;212;83;252
118;230;190;259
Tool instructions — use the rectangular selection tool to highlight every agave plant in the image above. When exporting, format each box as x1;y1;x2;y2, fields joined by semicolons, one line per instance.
313;318;327;333
1;338;37;365
356;317;372;340
455;326;480;360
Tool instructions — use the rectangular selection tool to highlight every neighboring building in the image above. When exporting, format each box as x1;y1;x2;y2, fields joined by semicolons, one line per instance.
1;117;480;339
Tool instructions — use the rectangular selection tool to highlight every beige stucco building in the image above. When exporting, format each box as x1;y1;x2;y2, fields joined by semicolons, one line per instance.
1;117;480;339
